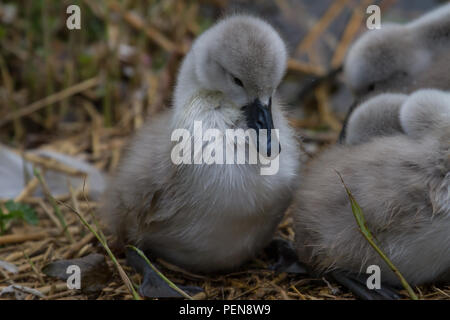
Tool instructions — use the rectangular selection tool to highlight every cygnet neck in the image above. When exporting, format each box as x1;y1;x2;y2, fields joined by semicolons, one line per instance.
173;51;201;112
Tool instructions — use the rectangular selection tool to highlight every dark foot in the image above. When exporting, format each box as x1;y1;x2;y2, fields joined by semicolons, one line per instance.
126;248;203;298
329;270;401;300
264;238;308;274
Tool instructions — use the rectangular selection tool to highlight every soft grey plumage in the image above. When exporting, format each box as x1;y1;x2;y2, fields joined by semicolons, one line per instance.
345;93;407;145
293;89;450;286
344;3;450;98
100;15;300;273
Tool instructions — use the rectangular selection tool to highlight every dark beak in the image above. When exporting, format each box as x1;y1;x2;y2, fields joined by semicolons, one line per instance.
242;97;280;157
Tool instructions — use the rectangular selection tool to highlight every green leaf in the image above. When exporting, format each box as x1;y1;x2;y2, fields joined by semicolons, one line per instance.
4;200;23;218
4;200;39;225
22;207;39;225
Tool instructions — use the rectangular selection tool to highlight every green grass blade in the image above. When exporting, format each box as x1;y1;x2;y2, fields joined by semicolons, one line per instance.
33;172;141;300
34;169;73;243
336;171;418;300
127;245;193;300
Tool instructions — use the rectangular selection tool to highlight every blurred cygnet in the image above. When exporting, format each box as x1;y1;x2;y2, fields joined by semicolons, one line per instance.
294;89;450;286
100;15;300;273
345;93;407;145
344;3;450;98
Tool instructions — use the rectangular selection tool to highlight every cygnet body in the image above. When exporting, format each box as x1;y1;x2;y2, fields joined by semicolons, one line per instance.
293;89;450;286
344;3;450;98
101;15;300;273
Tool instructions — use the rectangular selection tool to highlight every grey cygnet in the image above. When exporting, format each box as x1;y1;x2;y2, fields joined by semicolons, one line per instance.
344;3;450;98
100;15;301;273
294;89;450;286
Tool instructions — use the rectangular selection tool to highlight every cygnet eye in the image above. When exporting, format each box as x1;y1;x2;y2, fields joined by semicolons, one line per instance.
233;76;244;88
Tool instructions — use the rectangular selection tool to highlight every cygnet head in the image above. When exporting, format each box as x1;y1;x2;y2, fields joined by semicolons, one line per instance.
343;25;426;97
189;15;287;107
344;4;450;97
174;15;288;155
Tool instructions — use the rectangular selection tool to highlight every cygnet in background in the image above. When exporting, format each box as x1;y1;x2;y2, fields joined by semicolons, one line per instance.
344;3;450;98
293;89;450;291
339;4;450;142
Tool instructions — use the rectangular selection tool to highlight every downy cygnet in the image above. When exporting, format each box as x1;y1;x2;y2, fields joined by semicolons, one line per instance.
339;4;450;143
101;15;300;273
344;3;450;98
294;89;450;286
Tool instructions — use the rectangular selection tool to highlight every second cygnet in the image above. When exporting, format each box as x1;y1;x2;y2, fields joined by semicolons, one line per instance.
344;3;450;98
293;89;450;286
339;4;450;143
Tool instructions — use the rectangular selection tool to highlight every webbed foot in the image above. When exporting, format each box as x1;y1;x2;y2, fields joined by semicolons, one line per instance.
329;270;401;300
264;238;308;274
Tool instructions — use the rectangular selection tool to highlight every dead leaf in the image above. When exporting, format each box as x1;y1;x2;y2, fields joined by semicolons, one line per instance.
42;253;112;293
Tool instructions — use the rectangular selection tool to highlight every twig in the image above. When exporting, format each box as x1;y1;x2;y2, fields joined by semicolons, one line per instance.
14;177;39;202
287;58;325;76
315;85;342;132
0;77;101;128
21;152;87;177
55;194;141;300
22;251;44;285
37;198;63;230
232;285;261;300
0;232;49;245
290;285;307;300
62;233;95;259
331;0;372;67
34;282;68;295
34;169;74;243
107;1;184;54
295;0;349;55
